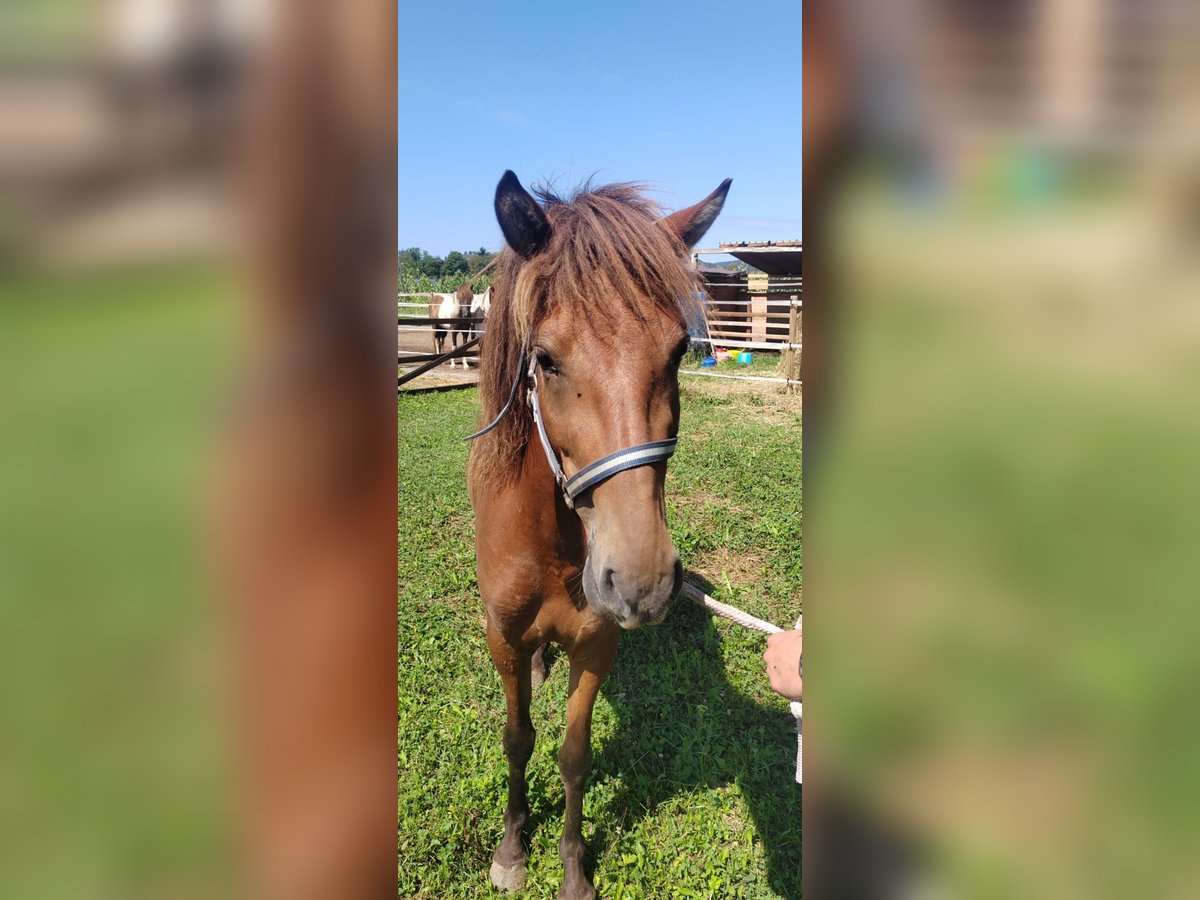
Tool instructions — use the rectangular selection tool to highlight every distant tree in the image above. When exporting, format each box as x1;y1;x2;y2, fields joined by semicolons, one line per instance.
417;254;443;278
464;248;495;275
397;247;424;269
443;250;468;275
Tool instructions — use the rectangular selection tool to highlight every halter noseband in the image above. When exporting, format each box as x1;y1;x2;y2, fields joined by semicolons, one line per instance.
466;350;677;509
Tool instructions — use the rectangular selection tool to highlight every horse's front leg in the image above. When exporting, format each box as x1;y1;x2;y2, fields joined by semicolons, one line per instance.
486;623;535;892
558;630;619;900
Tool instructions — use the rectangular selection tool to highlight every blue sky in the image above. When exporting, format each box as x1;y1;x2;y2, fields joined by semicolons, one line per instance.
398;0;801;257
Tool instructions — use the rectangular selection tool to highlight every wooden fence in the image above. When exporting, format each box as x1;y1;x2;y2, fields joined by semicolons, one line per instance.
689;277;801;388
398;294;484;391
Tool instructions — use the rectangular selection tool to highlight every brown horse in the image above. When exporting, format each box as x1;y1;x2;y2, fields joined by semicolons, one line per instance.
469;170;730;899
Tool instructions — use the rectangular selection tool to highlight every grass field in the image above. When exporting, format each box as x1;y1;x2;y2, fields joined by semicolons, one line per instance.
398;381;802;898
0;264;235;898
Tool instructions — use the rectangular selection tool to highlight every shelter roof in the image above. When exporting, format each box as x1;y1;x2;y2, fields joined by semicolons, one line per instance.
694;240;802;277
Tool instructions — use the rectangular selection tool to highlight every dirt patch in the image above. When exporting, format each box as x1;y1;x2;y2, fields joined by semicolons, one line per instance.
688;545;770;590
680;378;802;420
670;490;747;517
398;367;479;390
397;325;482;390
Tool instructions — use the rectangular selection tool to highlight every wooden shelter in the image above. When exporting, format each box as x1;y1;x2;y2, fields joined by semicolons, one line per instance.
692;241;802;384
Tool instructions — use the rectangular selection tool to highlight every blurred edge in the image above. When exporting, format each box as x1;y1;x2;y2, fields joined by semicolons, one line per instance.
219;3;398;899
808;1;1200;898
0;2;397;899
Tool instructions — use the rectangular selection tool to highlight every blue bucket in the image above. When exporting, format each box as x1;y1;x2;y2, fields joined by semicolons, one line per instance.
700;356;717;368
737;351;753;365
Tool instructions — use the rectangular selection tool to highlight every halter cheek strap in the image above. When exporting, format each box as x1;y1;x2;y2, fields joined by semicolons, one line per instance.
462;350;525;441
466;351;677;510
526;354;565;491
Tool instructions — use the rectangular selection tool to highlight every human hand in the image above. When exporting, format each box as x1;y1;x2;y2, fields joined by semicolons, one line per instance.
764;628;803;700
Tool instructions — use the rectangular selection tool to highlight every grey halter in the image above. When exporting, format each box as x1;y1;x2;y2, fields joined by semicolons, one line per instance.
466;350;678;509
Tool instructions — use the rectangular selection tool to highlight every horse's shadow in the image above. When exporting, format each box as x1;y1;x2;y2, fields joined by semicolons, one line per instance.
581;571;801;897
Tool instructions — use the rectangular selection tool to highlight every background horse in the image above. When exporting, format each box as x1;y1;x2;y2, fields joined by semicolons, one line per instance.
428;283;474;367
468;285;491;348
469;170;729;899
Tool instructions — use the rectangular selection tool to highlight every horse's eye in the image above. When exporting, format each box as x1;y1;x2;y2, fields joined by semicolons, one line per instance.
670;337;690;368
536;350;559;376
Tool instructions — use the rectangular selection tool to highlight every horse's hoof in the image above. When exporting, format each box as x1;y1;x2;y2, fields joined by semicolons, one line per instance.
490;861;527;892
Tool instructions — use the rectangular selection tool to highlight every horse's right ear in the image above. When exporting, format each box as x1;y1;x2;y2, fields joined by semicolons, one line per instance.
495;170;552;259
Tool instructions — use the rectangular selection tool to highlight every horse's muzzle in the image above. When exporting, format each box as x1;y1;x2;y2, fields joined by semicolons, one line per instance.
583;554;683;629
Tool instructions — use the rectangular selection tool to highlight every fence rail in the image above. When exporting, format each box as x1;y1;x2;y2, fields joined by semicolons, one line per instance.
398;336;480;389
397;316;478;327
694;338;801;352
681;370;800;386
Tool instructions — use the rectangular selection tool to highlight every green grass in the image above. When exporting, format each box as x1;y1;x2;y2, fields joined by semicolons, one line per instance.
0;263;236;898
398;382;802;898
814;183;1200;896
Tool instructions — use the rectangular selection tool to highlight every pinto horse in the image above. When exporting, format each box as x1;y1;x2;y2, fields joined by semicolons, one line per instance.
468;285;491;347
469;170;730;899
429;282;474;367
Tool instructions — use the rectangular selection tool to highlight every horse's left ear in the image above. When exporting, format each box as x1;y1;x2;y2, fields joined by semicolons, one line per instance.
660;178;732;249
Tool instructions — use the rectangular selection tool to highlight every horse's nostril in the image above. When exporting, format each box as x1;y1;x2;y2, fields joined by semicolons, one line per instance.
602;567;616;593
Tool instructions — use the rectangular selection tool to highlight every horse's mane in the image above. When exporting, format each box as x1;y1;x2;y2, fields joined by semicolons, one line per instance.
469;181;700;487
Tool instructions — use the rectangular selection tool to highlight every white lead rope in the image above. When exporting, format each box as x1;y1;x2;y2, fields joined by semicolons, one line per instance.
680;581;802;785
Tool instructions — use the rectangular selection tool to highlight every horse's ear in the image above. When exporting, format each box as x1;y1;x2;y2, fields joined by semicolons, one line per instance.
660;178;732;249
495;170;552;259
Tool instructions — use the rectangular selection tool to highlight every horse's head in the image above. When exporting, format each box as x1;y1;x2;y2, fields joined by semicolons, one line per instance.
471;287;491;318
455;282;473;316
493;171;730;629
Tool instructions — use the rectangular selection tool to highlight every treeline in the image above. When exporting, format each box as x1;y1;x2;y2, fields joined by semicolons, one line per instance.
397;246;497;293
